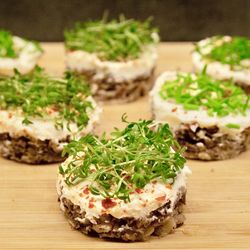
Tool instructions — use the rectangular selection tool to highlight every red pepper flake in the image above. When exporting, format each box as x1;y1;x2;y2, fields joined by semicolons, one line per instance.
165;183;172;189
88;202;94;209
51;106;59;112
89;197;95;202
90;169;96;172
130;191;135;194
135;188;143;194
83;186;89;195
171;107;177;112
152;180;157;184
8;113;12;119
79;193;83;197
142;203;147;207
155;195;166;202
101;198;117;209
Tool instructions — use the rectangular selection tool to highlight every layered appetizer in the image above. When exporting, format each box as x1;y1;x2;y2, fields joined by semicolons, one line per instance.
57;117;190;241
151;70;250;160
0;29;42;75
64;17;159;103
0;67;101;164
193;36;250;93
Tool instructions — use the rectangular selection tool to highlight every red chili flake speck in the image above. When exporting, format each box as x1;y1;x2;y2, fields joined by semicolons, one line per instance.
90;197;95;202
101;198;117;209
152;180;157;184
88;203;94;209
155;195;166;202
165;184;172;189
79;193;83;197
135;188;143;194
51;106;58;112
130;191;135;194
171;107;177;112
83;186;89;195
8;113;12;119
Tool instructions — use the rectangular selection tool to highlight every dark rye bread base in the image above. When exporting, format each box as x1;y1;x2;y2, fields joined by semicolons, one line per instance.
73;68;155;104
175;123;250;160
58;190;186;242
0;132;69;164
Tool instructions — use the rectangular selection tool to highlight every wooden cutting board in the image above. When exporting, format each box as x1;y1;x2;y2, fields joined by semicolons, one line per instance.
1;43;250;250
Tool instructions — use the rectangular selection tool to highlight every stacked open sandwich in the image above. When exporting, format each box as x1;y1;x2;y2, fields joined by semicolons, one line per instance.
151;70;250;160
0;67;101;164
64;17;159;103
57;117;190;241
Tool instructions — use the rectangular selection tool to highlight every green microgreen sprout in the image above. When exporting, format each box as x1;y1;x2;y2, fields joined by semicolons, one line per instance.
0;66;93;131
225;123;241;129
0;30;17;58
160;69;250;119
60;115;186;202
196;36;250;69
64;16;158;61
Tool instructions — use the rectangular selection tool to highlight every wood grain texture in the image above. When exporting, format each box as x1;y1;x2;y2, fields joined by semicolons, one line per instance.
0;43;250;250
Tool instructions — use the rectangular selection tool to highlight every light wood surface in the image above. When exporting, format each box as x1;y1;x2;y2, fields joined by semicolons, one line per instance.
1;43;250;250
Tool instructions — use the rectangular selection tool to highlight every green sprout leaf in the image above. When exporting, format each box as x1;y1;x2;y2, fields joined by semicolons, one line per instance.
60;117;186;202
64;16;159;61
0;30;16;58
226;123;241;129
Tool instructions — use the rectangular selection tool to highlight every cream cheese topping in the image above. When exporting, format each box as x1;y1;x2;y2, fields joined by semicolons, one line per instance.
0;96;101;142
57;155;190;222
192;36;250;86
0;36;42;76
65;44;158;83
150;71;250;136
